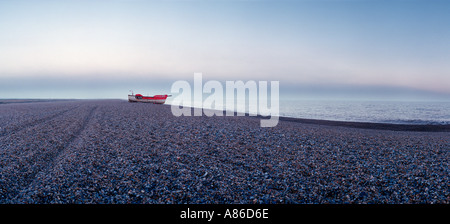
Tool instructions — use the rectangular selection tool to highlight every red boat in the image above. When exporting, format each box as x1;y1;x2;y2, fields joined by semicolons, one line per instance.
128;93;171;104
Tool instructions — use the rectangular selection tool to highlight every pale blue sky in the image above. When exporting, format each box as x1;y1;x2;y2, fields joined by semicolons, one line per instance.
0;0;449;99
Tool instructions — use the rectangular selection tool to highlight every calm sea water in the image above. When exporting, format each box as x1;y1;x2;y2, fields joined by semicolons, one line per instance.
280;100;450;125
167;94;450;125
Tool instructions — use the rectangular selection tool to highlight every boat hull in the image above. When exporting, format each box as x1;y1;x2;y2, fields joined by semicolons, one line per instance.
128;94;169;104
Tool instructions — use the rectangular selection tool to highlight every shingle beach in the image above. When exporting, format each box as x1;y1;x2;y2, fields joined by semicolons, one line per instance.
0;100;448;204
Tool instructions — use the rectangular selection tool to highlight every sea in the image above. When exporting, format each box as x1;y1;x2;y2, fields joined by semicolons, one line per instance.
168;98;450;125
279;100;450;125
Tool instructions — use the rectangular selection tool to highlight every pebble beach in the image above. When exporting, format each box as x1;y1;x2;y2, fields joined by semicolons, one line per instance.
0;100;448;204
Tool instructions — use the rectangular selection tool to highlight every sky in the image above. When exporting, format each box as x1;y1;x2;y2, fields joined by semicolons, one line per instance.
0;0;449;100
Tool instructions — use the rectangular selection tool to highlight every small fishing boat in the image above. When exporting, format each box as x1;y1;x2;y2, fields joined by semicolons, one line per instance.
128;93;171;104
